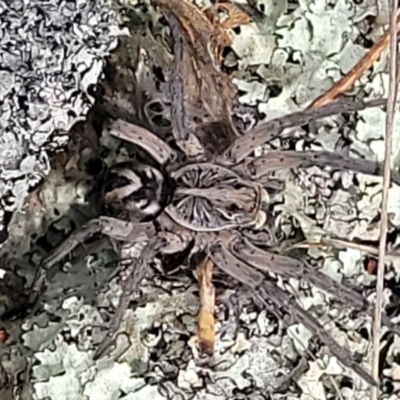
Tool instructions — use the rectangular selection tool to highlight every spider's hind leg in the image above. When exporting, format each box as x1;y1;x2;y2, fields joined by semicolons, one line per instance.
230;237;368;311
94;231;191;358
109;119;177;166
258;279;378;387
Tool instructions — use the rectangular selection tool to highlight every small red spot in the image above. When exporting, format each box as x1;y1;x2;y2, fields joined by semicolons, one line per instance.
364;256;378;275
0;329;8;343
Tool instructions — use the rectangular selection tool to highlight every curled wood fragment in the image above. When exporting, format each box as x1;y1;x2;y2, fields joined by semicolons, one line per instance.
206;2;251;30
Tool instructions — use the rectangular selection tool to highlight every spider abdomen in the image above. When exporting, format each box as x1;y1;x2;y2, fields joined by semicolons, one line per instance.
102;161;173;221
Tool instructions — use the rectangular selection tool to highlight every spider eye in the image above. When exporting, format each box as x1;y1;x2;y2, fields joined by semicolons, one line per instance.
144;167;155;181
104;174;130;193
261;189;270;203
136;199;149;210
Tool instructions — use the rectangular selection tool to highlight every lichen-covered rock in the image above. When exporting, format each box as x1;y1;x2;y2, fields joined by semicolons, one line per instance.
0;0;122;254
2;1;400;400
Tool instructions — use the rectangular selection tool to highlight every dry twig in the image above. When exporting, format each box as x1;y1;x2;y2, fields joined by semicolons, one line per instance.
370;2;398;398
283;238;400;262
310;15;400;108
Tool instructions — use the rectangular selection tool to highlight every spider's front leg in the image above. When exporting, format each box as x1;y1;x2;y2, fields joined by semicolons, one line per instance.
218;98;385;164
235;150;400;186
42;217;155;270
207;238;265;288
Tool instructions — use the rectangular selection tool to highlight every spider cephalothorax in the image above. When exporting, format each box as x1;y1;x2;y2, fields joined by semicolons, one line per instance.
42;3;400;388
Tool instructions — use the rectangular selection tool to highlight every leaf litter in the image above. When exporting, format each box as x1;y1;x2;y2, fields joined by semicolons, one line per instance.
1;0;400;400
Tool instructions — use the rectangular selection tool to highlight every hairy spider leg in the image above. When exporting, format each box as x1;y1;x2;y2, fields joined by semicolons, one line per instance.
94;231;190;358
219;98;385;164
258;280;378;387
207;234;378;385
42;217;155;270
237;150;400;186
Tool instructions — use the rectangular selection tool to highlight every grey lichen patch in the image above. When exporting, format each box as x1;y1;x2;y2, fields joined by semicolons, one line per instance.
0;0;122;253
104;284;200;365
0;164;91;260
16;262;201;399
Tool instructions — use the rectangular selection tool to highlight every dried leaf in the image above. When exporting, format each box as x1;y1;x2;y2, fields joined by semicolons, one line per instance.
196;258;215;354
365;256;378;275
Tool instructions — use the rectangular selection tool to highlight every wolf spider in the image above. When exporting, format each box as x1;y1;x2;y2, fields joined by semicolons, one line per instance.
43;10;400;388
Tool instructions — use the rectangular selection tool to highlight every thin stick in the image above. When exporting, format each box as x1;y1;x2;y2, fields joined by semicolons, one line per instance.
370;2;398;398
310;15;400;109
282;238;400;261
